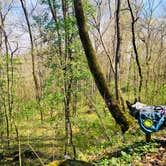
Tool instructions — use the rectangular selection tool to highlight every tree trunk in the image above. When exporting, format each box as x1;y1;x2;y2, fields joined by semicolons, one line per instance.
20;0;43;121
48;0;62;59
61;0;76;158
127;0;143;101
74;0;133;133
114;0;121;100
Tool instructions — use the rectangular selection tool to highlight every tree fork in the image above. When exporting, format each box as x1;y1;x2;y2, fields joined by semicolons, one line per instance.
74;0;133;133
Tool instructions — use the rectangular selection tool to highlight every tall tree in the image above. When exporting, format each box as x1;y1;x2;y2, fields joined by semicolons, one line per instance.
127;0;143;101
74;0;133;133
20;0;43;120
45;0;76;158
61;0;76;158
114;0;121;100
0;0;16;147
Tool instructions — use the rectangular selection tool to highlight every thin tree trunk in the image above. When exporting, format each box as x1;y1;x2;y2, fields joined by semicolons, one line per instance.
113;1;126;110
72;80;78;116
48;0;62;58
133;57;137;98
1;16;10;147
20;0;43;121
47;0;74;156
62;0;76;158
13;119;22;166
4;105;10;147
114;0;121;100
4;30;12;121
97;28;114;77
87;96;111;141
127;0;143;101
126;54;133;99
74;0;133;133
0;2;2;53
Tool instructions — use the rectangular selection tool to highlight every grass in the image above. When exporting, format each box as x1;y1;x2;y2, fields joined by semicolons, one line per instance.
0;95;165;165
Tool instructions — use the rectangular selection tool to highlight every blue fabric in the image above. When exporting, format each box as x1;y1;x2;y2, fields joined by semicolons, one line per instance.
138;107;165;133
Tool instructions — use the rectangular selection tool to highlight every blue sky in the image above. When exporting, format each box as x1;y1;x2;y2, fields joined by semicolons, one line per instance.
142;0;166;17
3;0;166;54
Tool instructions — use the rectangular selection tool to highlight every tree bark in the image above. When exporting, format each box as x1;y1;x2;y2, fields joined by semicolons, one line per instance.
114;0;121;100
127;0;143;101
20;0;43;121
74;0;133;133
48;0;62;58
0;10;10;147
61;0;76;158
20;0;40;101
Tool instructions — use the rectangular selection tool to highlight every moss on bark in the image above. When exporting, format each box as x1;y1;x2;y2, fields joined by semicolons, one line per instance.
74;0;133;132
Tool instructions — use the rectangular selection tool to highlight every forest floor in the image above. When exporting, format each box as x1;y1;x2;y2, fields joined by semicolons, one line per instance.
0;100;166;166
1;135;165;166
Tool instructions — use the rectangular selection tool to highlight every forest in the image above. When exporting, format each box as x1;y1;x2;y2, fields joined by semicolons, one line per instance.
0;0;165;165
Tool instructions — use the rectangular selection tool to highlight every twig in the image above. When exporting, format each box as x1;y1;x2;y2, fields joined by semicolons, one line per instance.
28;144;45;166
86;96;111;142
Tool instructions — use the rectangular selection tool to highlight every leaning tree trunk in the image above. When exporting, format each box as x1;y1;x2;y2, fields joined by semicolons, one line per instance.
74;0;133;133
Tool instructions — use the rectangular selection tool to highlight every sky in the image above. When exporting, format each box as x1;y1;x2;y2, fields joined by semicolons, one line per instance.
142;0;166;18
1;0;166;55
3;0;40;54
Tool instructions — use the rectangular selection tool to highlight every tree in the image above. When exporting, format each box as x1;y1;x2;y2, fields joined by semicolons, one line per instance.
37;0;77;158
74;0;133;133
127;0;143;101
114;0;121;100
20;0;43;121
